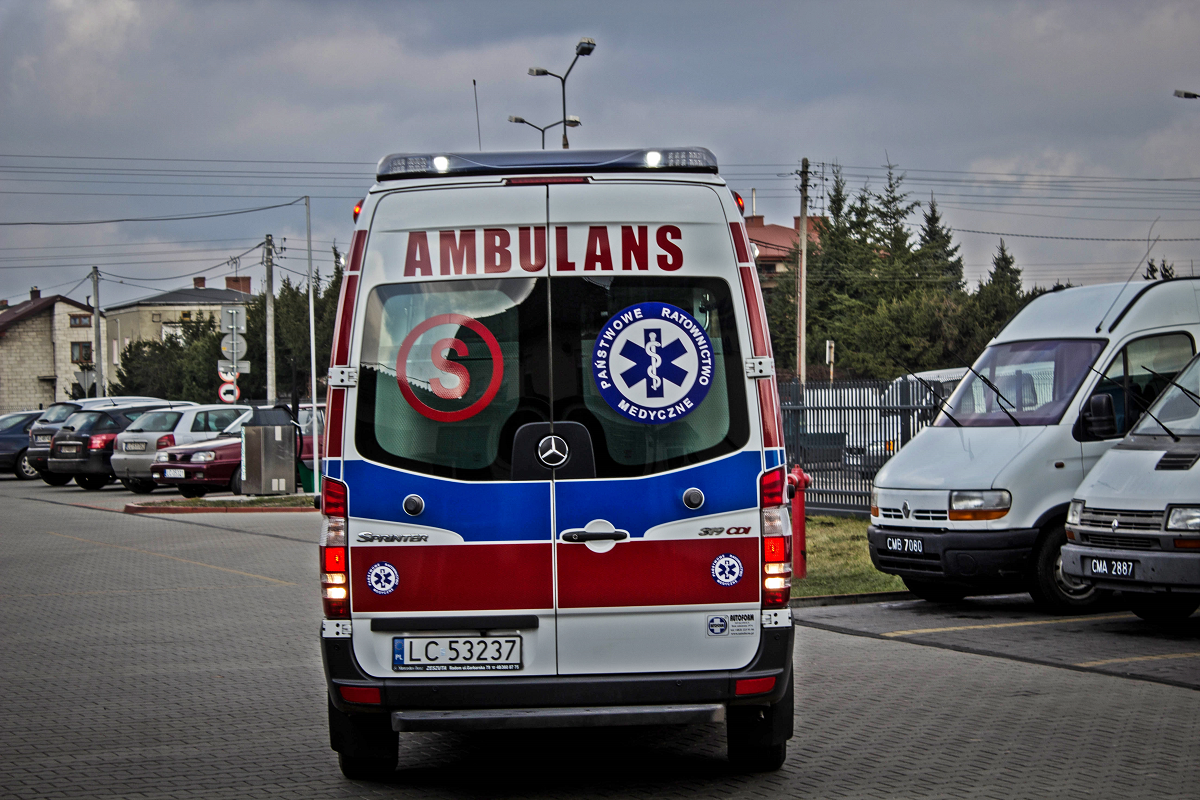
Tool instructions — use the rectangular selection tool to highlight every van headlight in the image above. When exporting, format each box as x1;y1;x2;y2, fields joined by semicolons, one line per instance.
949;490;1011;521
870;487;880;516
1067;500;1083;526
1166;507;1200;531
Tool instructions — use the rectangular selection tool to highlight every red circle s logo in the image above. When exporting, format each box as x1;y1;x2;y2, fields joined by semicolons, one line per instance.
395;313;503;422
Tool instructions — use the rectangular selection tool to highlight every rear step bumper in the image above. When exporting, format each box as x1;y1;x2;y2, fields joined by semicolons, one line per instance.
393;703;725;731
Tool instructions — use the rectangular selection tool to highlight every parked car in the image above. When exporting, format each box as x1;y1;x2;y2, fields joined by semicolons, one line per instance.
0;411;43;479
869;280;1200;612
47;402;194;490
27;396;164;485
111;404;250;493
1061;351;1200;623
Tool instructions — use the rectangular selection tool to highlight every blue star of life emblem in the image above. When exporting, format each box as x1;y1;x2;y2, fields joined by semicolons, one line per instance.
366;562;399;595
591;302;714;424
711;553;743;587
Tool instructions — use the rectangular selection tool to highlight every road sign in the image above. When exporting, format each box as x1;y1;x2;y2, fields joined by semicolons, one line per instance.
217;360;251;376
220;333;248;360
220;305;247;334
218;382;241;403
74;370;95;393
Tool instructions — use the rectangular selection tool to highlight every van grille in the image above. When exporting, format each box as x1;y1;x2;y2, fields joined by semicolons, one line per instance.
1078;507;1164;532
1080;533;1157;551
879;507;948;521
1156;452;1200;471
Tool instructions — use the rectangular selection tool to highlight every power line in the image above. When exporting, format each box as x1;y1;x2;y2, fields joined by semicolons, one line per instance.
0;198;305;226
951;228;1200;242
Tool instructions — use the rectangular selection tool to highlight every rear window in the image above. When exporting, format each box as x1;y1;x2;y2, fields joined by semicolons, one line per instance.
40;404;79;423
0;414;31;432
355;276;748;480
62;412;117;433
134;411;182;432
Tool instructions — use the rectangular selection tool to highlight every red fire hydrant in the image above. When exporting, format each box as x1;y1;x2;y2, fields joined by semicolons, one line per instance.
788;465;811;579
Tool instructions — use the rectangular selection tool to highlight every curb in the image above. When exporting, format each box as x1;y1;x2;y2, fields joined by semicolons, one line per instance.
124;504;318;514
790;590;915;609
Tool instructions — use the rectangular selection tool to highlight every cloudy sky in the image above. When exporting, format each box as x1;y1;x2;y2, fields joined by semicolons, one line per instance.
2;0;1199;308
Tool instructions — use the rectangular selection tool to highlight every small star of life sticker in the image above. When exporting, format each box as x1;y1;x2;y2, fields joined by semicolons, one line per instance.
592;302;714;424
711;553;743;587
366;562;399;595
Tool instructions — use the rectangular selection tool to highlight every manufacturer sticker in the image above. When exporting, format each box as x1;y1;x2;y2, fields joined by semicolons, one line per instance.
365;561;400;595
592;302;713;424
707;613;755;636
711;553;744;587
395;313;504;422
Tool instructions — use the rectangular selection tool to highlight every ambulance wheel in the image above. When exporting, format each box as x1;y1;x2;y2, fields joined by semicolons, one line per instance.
902;577;967;604
15;450;40;480
727;672;792;772
1127;594;1200;624
121;478;156;494
178;486;207;499
1028;524;1104;614
76;474;109;491
329;699;397;781
40;471;72;486
338;752;397;781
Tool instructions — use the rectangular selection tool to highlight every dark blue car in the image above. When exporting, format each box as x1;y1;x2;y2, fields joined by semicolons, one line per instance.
0;411;43;480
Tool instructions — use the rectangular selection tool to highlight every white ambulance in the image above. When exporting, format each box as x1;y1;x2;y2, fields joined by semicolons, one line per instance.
318;148;796;779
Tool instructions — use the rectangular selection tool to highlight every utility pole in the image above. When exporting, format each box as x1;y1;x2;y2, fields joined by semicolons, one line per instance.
264;234;277;403
91;266;105;397
305;197;321;497
796;158;809;383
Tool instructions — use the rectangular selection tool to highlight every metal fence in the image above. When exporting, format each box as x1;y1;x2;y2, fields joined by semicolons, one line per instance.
778;378;949;515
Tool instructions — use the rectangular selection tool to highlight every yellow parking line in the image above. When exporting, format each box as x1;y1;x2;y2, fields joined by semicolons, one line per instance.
47;531;296;586
881;613;1134;638
1076;652;1200;668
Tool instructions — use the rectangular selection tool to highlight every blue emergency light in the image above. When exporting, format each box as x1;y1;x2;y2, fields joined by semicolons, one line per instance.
375;148;719;182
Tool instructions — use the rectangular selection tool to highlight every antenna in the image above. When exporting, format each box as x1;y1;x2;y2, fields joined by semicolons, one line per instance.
473;79;482;151
1095;218;1160;333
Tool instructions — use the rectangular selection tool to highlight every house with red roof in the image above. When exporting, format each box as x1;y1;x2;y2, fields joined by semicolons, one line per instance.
745;214;826;292
0;288;107;412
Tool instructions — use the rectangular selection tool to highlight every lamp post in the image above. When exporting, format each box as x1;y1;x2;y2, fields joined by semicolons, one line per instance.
1175;89;1200;99
508;115;581;149
528;37;595;149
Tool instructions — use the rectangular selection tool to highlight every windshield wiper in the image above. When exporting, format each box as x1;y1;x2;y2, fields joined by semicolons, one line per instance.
894;361;962;428
951;351;1021;426
1141;365;1200;409
1089;367;1180;442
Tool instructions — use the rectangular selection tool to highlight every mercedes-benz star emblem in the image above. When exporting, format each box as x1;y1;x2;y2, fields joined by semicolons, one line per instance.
537;435;570;469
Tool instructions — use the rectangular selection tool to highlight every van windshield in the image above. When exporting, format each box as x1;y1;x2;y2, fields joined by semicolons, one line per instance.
355;276;747;480
935;339;1105;427
1133;354;1200;437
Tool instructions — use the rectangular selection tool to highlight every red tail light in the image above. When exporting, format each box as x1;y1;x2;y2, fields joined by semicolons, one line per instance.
352;198;364;222
320;477;350;619
760;466;786;508
732;191;745;216
88;433;117;451
735;676;776;696
156;434;175;449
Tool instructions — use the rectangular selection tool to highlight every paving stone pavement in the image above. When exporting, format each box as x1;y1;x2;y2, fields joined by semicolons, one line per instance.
2;475;1198;798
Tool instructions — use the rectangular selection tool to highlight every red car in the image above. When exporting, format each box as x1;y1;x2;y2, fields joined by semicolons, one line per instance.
152;405;322;498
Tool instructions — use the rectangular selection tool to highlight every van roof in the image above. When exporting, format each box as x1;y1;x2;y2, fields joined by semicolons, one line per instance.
375;148;718;182
996;278;1200;344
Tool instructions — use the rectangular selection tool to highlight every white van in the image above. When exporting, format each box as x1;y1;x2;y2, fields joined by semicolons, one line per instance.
317;148;796;779
1061;350;1200;622
868;279;1200;611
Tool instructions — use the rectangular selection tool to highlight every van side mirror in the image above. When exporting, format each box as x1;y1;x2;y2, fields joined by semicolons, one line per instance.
1084;394;1118;438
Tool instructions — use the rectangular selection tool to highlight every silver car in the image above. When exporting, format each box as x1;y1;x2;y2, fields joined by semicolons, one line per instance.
112;404;250;493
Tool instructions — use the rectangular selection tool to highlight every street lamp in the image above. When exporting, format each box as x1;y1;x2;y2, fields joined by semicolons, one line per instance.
1175;89;1200;99
508;115;581;149
528;37;595;149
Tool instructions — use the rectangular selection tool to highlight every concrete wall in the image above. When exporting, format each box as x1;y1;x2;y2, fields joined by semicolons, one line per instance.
0;308;57;413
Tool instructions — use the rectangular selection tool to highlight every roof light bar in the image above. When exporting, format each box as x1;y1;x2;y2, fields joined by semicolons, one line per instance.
375;148;719;181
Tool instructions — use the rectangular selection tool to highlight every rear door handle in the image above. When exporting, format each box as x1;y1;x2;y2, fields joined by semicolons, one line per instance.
560;519;629;543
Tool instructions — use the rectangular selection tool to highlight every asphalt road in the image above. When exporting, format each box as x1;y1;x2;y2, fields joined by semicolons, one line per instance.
2;475;1198;798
